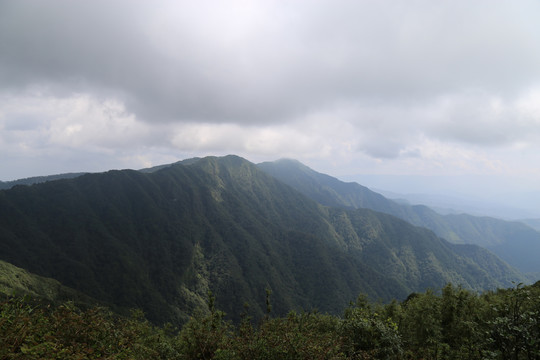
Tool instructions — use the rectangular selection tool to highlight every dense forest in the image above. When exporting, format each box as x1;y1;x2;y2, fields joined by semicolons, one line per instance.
2;282;540;359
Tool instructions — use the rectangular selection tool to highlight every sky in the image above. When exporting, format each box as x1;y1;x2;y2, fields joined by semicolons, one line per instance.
2;1;540;214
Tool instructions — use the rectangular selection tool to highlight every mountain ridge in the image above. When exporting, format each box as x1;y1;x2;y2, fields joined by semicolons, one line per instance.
0;155;529;325
258;158;540;275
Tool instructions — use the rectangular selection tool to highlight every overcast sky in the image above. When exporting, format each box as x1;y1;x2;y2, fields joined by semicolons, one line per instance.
2;1;540;204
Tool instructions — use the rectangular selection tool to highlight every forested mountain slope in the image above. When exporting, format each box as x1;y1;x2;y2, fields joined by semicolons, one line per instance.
0;260;99;307
258;159;540;275
0;156;526;325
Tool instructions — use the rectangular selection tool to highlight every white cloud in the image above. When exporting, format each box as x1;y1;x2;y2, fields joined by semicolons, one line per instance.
0;93;156;151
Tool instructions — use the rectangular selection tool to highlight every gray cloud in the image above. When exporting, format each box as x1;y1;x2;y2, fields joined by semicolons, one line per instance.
3;0;540;126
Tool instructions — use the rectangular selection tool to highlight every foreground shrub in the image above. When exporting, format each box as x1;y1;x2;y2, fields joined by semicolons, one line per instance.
222;311;344;360
4;283;540;359
0;296;180;359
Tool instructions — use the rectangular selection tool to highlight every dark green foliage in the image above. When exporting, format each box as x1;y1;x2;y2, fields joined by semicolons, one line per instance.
341;295;402;359
178;292;232;360
5;283;540;359
0;296;182;359
390;283;540;360
229;311;344;360
486;284;540;360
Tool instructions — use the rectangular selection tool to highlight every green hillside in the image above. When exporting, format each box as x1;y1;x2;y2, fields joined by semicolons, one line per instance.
259;159;540;275
0;260;99;307
0;155;526;325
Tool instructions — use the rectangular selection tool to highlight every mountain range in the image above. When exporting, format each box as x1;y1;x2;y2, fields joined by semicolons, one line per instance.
0;172;86;190
258;158;540;275
0;155;533;326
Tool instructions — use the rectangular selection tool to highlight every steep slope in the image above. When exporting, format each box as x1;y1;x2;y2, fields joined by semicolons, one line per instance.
0;155;525;326
258;159;540;275
327;207;524;290
258;159;425;223
0;259;99;306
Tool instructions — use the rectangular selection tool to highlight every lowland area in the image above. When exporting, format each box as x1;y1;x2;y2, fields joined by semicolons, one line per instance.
2;155;540;359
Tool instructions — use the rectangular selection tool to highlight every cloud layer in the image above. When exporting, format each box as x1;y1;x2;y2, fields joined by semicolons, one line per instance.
2;0;540;182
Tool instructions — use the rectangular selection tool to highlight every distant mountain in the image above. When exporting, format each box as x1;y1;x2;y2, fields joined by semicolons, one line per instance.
0;155;525;325
520;219;540;232
258;159;419;219
258;159;540;275
374;188;540;220
0;173;87;190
